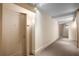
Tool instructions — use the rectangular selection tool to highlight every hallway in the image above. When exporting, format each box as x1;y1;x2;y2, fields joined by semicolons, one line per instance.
0;3;79;56
36;38;79;56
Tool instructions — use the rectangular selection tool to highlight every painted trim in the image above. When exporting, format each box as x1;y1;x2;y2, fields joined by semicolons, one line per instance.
35;37;60;54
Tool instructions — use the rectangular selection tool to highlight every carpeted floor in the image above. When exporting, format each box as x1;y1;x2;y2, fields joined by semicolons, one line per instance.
35;38;79;56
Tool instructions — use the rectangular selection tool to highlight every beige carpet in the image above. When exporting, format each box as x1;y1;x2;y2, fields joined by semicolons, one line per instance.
36;38;79;56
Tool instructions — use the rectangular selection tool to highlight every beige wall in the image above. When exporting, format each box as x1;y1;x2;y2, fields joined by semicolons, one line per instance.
2;7;21;55
59;24;68;37
76;11;79;47
35;9;59;54
15;3;35;12
1;3;35;55
63;26;68;37
59;24;64;37
69;20;77;40
0;4;2;55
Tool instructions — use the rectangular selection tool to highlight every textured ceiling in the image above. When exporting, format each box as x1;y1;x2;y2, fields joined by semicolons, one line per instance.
37;3;79;24
37;3;79;17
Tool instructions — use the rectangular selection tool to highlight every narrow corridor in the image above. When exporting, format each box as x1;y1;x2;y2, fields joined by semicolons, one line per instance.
36;38;79;56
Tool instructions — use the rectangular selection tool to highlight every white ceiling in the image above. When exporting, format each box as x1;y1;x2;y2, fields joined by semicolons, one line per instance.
37;3;79;24
37;3;79;17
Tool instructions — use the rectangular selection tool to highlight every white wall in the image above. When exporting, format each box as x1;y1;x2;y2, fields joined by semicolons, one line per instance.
35;9;59;53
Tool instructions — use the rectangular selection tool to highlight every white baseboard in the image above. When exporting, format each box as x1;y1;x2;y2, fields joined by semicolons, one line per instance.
35;39;57;54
